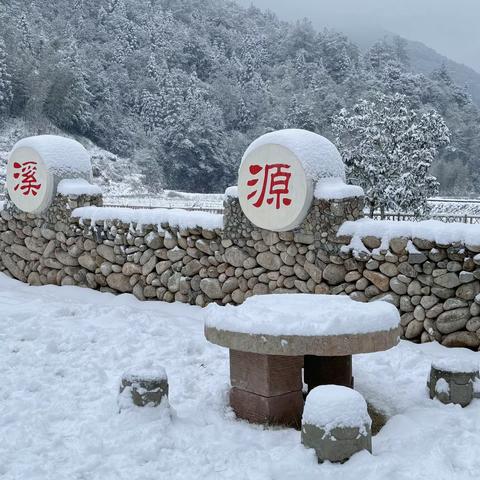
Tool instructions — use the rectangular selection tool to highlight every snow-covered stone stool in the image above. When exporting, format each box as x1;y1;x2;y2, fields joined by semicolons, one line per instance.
205;294;400;427
428;359;479;407
119;367;169;408
302;385;372;463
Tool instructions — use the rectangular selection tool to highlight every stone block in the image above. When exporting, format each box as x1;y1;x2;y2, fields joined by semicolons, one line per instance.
428;360;479;407
302;423;372;463
229;350;303;397
301;385;372;463
120;367;169;407
304;355;353;392
230;387;303;428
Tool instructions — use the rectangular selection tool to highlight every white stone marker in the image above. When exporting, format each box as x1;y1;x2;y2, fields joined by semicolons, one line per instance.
6;135;93;214
238;129;345;232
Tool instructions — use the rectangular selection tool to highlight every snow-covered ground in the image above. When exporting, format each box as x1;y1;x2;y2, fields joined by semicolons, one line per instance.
1;275;480;479
103;190;225;211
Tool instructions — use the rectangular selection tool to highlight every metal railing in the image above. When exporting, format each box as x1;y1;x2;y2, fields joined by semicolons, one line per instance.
3;191;480;223
370;212;480;224
102;202;224;215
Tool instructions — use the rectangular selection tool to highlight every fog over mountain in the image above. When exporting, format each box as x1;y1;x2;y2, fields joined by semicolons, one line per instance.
237;0;480;73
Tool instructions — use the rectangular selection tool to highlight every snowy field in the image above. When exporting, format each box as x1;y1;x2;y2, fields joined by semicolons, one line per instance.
1;276;480;479
103;191;225;212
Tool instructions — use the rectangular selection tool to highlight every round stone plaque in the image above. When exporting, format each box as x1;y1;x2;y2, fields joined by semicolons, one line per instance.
6;135;93;214
238;143;313;232
6;146;53;214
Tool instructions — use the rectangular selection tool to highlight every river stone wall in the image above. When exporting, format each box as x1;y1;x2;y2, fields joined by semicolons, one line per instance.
223;195;364;255
1;192;480;350
0;193;102;286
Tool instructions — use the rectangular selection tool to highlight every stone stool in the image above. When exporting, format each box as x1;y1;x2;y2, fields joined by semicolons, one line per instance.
119;367;169;408
428;359;479;407
301;385;372;463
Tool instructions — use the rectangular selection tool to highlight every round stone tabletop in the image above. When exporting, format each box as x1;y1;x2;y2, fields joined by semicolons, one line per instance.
204;294;401;356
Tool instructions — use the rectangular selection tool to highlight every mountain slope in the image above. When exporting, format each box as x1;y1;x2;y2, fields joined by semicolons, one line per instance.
405;40;480;107
0;0;479;195
348;27;480;107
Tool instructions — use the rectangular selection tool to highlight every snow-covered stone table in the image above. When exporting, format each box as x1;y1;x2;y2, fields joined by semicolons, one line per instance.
205;294;401;427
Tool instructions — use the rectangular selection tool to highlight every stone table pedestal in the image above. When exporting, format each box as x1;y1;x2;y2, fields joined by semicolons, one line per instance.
205;294;401;428
229;350;304;427
304;355;353;391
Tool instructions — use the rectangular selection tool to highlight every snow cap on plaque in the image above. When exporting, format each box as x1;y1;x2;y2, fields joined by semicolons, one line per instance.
6;135;93;213
237;129;346;231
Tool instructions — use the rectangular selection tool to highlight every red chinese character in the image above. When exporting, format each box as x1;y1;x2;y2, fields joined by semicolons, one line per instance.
246;163;292;209
13;161;41;196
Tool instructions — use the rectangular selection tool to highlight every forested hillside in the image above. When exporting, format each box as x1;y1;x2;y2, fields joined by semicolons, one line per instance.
0;0;479;194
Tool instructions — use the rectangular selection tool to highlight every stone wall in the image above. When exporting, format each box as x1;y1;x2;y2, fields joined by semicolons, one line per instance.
1;192;480;350
337;235;480;349
0;194;102;286
223;195;364;255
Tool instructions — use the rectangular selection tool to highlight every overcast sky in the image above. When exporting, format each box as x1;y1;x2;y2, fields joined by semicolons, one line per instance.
236;0;480;72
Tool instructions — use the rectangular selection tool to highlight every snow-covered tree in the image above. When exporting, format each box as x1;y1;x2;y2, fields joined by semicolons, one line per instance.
146;53;160;81
43;52;92;134
0;39;12;115
285;95;317;131
332;93;450;216
18;14;33;55
0;0;477;194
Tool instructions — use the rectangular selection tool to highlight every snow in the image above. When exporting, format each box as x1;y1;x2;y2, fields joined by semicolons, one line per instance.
72;206;223;230
339;218;480;247
103;191;224;211
432;358;479;373
435;378;450;395
57;178;102;196
11;135;92;181
205;294;400;337
302;385;371;434
1;275;480;478
314;178;364;200
122;366;168;382
224;186;238;198
242;129;346;182
474;378;480;395
406;240;420;254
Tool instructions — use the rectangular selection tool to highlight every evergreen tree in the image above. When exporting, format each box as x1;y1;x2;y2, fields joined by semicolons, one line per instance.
0;0;477;194
0;39;12;115
147;53;160;81
43;52;92;134
332;93;450;216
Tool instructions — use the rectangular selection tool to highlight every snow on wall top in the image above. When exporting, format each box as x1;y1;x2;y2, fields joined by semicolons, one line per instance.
339;218;480;247
72;206;223;231
12;135;92;180
224;186;238;199
302;385;371;433
314;178;364;200
205;293;400;337
241;129;346;182
57;179;102;196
